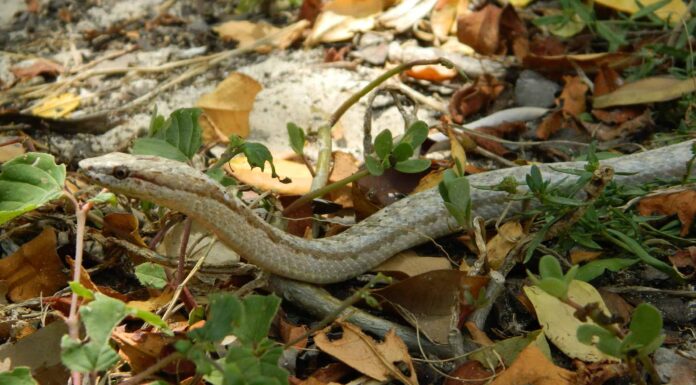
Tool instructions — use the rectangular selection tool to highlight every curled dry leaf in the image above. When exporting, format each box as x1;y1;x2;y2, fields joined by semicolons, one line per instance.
314;322;418;385
523;52;635;76
10;59;64;81
112;326;190;375
196;72;262;141
589;108;653;141
456;3;502;55
228;156;311;195
669;246;696;272
0;228;67;302
638;190;696;237
449;75;505;124
305;0;387;45
430;0;459;41
443;360;494;385
486;221;524;270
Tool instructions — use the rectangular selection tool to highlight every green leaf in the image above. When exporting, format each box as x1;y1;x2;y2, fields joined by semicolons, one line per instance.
374;130;393;160
569;231;601;250
135;262;168;289
189;293;243;343
132;138;189;162
596;21;626;51
61;293;128;372
544;195;585;206
577;325;622;358
394;159;430;173
439;169;471;228
631;0;671;20
392;142;414;162
69;281;94;300
61;335;121;373
526;166;544;193
606;229;682;280
235;294;281;345
536;277;569;300
365;155;384;176
622;303;663;352
539;255;564;279
286;122;306;156
88;192;116;205
576;258;638;281
148;106;166;135
0;153;66;225
133;108;203;161
0;367;38;385
127;307;170;332
400;121;428;148
242;142;272;171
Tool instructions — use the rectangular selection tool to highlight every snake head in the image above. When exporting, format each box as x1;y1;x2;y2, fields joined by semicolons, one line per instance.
79;153;221;199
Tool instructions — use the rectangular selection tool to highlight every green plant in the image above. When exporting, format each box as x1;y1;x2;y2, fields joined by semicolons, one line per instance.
365;121;431;176
175;293;288;385
438;167;472;229
527;255;578;301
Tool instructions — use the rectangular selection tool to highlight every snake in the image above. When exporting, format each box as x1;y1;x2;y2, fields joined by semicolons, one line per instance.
79;140;694;284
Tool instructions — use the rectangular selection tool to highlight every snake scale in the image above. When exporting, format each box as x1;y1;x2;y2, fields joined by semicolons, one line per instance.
79;140;694;283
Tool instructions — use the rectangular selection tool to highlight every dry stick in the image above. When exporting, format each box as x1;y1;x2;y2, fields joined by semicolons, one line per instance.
177;217;193;285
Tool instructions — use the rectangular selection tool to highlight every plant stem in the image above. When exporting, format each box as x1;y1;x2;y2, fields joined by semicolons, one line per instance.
328;58;455;128
283;169;369;215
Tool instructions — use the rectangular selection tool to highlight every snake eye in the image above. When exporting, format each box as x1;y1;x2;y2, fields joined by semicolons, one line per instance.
112;166;130;179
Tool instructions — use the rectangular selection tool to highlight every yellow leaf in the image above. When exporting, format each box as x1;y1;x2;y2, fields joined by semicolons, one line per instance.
31;93;80;118
227;156;312;195
524;281;617;362
486;221;524;270
593;76;696;109
197;72;262;140
595;0;687;25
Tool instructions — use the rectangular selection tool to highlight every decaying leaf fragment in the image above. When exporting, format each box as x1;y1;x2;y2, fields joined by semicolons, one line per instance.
638;190;696;236
488;344;575;385
314;321;418;385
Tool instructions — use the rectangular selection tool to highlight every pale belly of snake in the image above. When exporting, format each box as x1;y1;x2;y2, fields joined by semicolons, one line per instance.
79;140;694;283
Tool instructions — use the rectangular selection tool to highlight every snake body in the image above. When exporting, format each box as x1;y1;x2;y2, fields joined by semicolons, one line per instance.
79;140;694;283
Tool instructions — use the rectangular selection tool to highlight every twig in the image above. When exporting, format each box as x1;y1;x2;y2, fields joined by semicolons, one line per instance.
117;352;182;385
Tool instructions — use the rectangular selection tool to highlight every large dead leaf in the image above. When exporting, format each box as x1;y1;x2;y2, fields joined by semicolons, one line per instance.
593;77;696;109
637;190;696;236
374;250;452;278
489;344;575;385
523;52;635;75
213;19;308;53
10;59;64;81
228;157;312;195
469;330;551;369
449;75;505;123
430;0;459;41
314;322;418;385
196;72;262;140
0;228;68;302
595;0;687;25
375;270;488;343
112;326;190;375
456;3;502;55
524;281;615;362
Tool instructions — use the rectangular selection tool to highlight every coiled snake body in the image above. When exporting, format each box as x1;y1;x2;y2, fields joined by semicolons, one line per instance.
79;140;694;283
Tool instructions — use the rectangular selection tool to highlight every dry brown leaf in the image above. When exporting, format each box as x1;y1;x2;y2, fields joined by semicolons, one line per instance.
593;66;623;96
314;322;418;385
669;246;696;271
112;326;190;375
444;360;494;385
449;75;505;123
430;0;460;41
589;108;654;141
535;109;563;140
0;228;67;302
591;106;644;124
406;64;458;82
593;76;696;109
560;76;588;117
489;344;575;385
127;290;174;313
448;127;467;173
464;321;493;346
197;72;262;140
374;250;452;278
375;270;488;344
298;363;354;385
638;190;696;236
486;221;524;270
10;59;64;81
523;52;635;76
0;139;25;162
66;257;129;302
279;317;309;349
214;19;308;53
103;212;148;248
472;122;527;157
569;249;602;264
456;3;502;55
